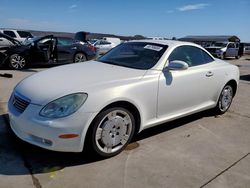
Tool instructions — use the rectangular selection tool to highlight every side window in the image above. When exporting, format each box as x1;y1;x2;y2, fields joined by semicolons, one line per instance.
57;38;73;45
201;50;214;63
168;46;212;67
228;43;235;48
17;31;32;38
3;30;16;38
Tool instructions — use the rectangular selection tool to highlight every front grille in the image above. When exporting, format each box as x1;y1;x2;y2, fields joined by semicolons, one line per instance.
12;94;30;113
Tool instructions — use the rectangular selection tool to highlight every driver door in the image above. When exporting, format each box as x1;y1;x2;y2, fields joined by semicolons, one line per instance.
226;43;237;57
157;45;217;120
30;36;55;63
56;37;76;63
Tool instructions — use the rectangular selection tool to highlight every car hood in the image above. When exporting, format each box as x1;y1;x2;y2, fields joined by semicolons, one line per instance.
14;61;147;105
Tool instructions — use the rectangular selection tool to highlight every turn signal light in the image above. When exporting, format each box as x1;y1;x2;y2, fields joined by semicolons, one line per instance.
59;134;79;139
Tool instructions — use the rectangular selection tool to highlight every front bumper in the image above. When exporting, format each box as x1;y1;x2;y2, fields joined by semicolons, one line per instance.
8;97;96;152
209;52;222;58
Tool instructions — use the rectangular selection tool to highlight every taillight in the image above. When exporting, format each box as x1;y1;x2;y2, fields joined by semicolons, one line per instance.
88;44;96;52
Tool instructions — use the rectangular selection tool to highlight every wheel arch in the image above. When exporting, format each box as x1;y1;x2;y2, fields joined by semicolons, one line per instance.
81;100;142;152
98;101;141;134
226;79;238;97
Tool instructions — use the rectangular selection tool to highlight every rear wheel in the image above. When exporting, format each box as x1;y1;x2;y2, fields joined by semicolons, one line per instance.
214;85;234;115
74;52;87;63
87;107;135;157
9;54;26;70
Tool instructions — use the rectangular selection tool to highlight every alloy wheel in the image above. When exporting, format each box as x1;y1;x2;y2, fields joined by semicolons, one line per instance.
219;85;233;112
74;53;87;63
95;109;133;154
9;54;26;70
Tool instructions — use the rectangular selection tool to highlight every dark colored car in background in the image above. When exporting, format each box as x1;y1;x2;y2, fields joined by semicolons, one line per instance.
0;33;96;70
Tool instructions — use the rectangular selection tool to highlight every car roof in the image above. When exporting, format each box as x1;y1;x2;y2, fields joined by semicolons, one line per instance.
128;39;200;48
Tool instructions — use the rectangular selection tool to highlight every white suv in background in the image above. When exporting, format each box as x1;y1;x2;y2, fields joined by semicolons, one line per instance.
0;29;33;47
206;42;240;59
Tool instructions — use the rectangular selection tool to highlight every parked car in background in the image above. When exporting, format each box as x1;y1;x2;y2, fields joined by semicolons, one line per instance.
242;43;250;55
8;40;239;158
89;39;114;55
0;33;96;69
147;37;168;40
206;42;240;59
102;37;121;47
0;29;33;47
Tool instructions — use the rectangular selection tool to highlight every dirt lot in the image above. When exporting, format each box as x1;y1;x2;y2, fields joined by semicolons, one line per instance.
0;57;250;188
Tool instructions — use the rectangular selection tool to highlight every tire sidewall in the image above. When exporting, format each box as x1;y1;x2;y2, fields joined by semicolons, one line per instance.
89;107;136;158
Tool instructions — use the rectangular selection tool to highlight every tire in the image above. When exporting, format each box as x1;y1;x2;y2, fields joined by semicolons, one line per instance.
74;52;87;63
235;55;239;59
87;107;135;158
214;84;234;115
9;54;26;70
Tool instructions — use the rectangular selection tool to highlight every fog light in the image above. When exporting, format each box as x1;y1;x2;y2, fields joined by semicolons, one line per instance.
42;138;53;145
30;134;52;146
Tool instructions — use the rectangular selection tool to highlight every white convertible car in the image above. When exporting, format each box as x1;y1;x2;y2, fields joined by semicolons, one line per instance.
8;40;239;157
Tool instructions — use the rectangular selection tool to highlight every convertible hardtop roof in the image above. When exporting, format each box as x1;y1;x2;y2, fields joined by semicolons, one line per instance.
129;39;198;48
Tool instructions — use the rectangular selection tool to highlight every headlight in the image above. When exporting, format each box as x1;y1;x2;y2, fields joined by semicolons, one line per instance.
39;93;87;118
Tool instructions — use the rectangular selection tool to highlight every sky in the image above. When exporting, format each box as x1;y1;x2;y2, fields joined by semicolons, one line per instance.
0;0;250;41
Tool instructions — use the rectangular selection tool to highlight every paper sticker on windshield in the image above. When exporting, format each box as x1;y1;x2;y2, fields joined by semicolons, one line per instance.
144;45;163;51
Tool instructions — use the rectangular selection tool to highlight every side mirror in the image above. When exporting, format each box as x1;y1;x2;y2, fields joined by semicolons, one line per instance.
168;60;189;70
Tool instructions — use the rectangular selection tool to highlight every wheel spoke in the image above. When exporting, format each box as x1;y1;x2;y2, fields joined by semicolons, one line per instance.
107;111;117;120
121;135;129;145
96;128;103;140
123;115;131;125
103;146;112;153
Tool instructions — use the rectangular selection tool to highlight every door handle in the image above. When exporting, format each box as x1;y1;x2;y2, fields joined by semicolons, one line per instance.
206;71;214;77
71;47;77;50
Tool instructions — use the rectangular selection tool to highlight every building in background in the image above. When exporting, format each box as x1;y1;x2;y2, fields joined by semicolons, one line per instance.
179;35;240;47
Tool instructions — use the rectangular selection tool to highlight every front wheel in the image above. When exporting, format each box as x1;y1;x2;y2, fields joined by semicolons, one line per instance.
214;85;234;115
9;54;26;70
74;52;87;63
87;107;135;158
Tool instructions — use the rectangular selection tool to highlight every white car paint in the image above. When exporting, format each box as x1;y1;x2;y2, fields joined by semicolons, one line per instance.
8;40;239;152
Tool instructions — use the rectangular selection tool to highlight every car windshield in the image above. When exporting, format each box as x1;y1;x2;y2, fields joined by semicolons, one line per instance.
22;37;42;45
17;31;33;38
214;43;227;47
89;39;98;44
98;42;167;70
